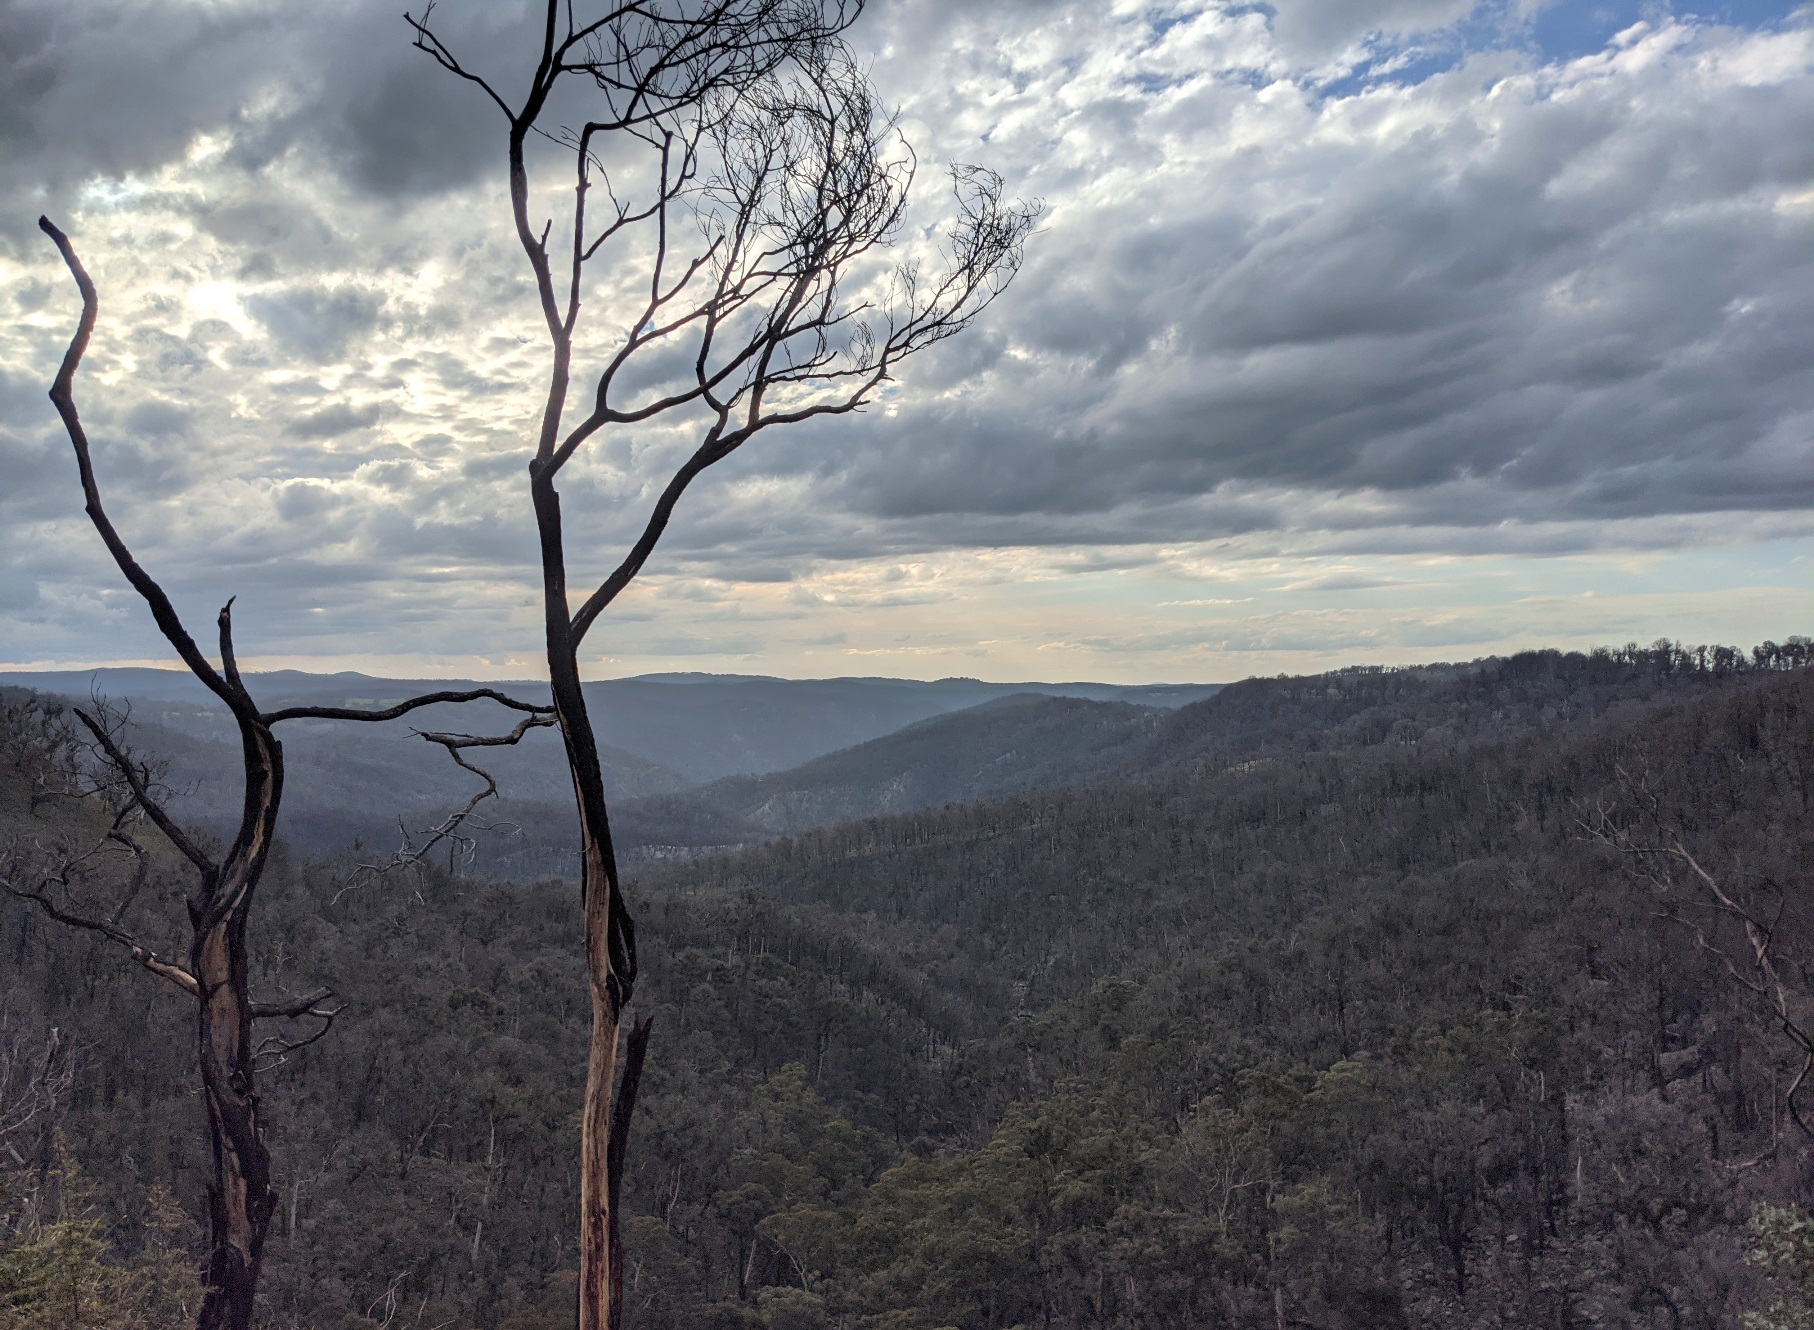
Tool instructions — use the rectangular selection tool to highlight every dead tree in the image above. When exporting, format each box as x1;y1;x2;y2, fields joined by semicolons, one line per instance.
406;2;1036;1323
1583;764;1814;1141
0;1000;72;1156
19;217;557;1330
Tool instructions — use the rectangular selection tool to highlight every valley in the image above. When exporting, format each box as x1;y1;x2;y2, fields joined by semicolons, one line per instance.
3;641;1810;1327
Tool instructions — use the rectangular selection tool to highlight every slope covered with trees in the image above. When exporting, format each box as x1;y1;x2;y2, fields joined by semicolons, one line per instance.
3;643;1811;1328
621;694;1163;846
0;674;1221;870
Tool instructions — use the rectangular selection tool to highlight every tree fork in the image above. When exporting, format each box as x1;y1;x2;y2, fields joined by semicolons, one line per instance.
406;6;1032;1324
38;214;542;1330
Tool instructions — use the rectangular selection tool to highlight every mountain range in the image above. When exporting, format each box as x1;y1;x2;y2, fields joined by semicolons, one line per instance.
0;668;1221;869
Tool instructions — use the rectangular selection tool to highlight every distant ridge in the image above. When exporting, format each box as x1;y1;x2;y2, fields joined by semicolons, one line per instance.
0;669;1223;870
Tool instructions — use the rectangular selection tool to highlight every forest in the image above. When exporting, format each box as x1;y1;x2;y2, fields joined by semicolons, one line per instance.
3;638;1812;1328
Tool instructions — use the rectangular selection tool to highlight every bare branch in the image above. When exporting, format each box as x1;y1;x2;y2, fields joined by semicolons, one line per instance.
71;706;217;878
1;874;198;999
345;713;557;883
404;4;516;119
0;1011;73;1142
253;1001;342;1072
262;687;554;727
39;217;255;724
251;988;337;1021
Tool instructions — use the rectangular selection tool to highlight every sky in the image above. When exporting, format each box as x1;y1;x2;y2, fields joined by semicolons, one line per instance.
0;0;1809;685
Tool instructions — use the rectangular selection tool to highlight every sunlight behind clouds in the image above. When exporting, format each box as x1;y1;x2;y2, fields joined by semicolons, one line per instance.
0;0;1808;681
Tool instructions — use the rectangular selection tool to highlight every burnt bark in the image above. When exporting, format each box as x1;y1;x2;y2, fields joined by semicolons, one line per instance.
32;216;541;1330
192;704;284;1330
609;1017;655;1328
538;492;639;1330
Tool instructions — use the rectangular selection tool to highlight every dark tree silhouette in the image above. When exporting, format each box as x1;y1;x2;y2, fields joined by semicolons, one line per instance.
13;217;556;1330
405;2;1036;1323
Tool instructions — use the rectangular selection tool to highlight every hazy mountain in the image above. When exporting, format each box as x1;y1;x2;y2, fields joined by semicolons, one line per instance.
0;690;687;868
0;669;1220;866
626;693;1163;842
0;669;1218;785
32;651;1794;878
566;674;1214;782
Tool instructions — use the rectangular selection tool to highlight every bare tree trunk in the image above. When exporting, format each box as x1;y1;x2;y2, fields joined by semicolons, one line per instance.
402;9;1033;1324
579;961;621;1330
609;1017;654;1326
195;907;275;1330
194;691;284;1330
35;214;554;1330
541;523;638;1330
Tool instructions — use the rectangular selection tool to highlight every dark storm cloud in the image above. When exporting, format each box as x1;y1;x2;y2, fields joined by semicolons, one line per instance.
318;49;506;200
0;0;531;244
711;10;1814;555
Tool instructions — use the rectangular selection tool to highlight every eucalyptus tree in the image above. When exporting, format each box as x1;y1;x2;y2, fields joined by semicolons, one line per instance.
406;1;1036;1323
12;218;555;1330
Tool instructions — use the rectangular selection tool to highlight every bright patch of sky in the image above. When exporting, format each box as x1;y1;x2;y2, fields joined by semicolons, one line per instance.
1308;0;1801;97
1529;2;1797;60
0;0;1808;684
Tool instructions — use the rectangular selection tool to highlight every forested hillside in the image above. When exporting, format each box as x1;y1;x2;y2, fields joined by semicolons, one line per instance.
619;694;1163;846
3;643;1812;1329
0;672;1218;870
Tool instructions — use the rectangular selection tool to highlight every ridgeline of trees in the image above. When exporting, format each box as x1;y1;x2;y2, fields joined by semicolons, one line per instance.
3;641;1812;1327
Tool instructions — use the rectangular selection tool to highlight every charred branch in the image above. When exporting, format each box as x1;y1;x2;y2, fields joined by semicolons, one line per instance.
250;988;337;1021
70;706;217;879
1;873;199;999
1581;771;1814;1136
253;996;342;1072
262;688;554;727
345;713;559;883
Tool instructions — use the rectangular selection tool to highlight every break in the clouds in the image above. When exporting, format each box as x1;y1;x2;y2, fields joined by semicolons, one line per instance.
0;0;1808;682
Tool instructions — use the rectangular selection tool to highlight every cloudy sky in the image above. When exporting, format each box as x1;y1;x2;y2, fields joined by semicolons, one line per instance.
1;0;1809;685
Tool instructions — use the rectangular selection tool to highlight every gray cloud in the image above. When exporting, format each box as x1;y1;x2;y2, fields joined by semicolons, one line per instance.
0;1;1808;673
722;11;1814;553
245;286;384;363
123;399;193;437
0;0;535;246
285;402;382;439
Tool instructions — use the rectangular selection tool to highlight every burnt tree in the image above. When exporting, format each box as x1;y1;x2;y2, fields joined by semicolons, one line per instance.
14;217;555;1330
405;2;1036;1324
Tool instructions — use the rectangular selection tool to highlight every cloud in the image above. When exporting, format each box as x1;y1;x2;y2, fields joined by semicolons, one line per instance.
1267;0;1479;63
0;1;1807;676
285;402;381;439
245;286;384;363
775;10;1814;550
124;399;194;437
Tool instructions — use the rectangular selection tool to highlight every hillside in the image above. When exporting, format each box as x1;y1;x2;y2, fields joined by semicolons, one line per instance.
0;669;1219;785
3;643;1811;1329
0;670;1221;864
622;693;1162;844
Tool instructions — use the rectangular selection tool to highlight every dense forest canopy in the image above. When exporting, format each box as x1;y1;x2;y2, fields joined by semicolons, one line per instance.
3;640;1812;1328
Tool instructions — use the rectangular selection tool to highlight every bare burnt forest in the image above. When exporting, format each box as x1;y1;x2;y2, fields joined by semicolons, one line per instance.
4;640;1813;1329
